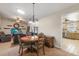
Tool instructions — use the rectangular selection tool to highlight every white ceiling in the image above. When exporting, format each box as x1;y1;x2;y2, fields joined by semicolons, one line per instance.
65;12;79;21
0;3;77;20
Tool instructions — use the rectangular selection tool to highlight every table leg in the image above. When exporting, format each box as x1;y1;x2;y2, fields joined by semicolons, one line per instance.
30;42;33;53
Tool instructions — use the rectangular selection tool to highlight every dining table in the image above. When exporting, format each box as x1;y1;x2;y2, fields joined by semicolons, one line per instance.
20;35;39;53
21;35;38;42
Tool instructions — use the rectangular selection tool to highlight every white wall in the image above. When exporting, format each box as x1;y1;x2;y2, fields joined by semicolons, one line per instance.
38;13;62;48
38;4;79;48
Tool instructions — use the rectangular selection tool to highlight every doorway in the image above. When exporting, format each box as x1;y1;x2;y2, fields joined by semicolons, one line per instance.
62;12;79;55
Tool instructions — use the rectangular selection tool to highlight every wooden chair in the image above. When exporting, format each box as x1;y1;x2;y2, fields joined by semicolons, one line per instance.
34;38;45;56
18;35;31;56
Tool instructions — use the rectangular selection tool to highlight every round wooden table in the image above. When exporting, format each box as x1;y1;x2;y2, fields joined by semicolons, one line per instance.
20;35;38;53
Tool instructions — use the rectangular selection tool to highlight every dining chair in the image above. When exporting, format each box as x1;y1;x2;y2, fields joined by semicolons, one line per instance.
18;35;31;56
34;38;45;56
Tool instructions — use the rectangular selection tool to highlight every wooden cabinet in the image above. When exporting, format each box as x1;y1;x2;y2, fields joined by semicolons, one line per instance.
66;32;79;39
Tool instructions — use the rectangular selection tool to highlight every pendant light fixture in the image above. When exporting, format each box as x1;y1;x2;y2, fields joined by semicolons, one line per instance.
29;3;38;35
33;3;35;22
29;3;35;25
29;3;38;25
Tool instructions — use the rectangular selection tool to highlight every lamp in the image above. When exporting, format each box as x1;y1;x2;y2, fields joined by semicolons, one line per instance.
28;3;38;35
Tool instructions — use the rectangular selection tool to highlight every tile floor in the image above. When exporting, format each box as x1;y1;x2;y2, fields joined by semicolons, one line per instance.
0;41;74;56
62;38;79;55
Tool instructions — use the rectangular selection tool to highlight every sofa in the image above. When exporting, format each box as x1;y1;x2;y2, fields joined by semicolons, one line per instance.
38;33;55;48
0;31;11;42
45;36;54;48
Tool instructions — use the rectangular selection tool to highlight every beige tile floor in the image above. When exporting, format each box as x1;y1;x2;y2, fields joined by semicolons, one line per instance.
0;41;73;56
62;38;79;55
0;45;73;56
0;42;11;52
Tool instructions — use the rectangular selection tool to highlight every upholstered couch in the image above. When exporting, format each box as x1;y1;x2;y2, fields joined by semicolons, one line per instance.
38;33;55;48
45;36;54;48
0;31;11;42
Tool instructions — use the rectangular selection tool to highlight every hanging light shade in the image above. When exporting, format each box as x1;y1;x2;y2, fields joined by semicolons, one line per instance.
28;3;38;26
28;3;39;35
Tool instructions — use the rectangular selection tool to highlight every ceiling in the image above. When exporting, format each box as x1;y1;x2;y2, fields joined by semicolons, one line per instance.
0;3;77;21
65;12;79;21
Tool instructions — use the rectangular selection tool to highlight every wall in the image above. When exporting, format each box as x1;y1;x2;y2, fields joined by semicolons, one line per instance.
0;18;27;34
38;4;79;48
38;13;62;48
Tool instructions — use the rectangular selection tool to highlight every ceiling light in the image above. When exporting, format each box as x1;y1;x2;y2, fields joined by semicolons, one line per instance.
17;9;25;15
